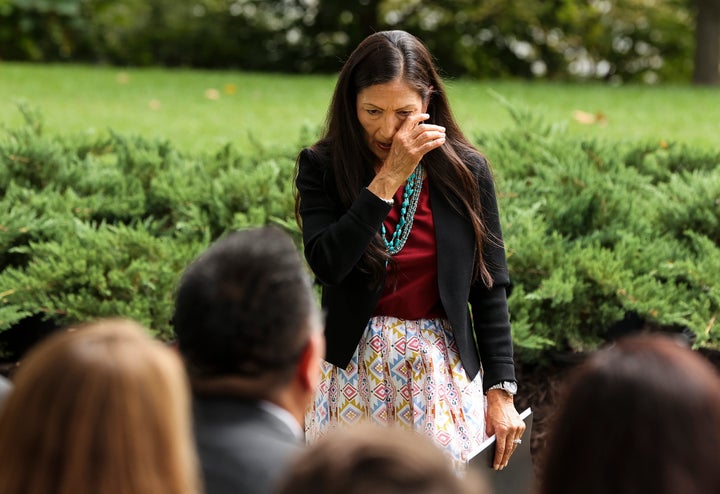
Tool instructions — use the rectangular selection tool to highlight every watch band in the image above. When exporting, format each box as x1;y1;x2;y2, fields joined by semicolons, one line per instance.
488;380;518;396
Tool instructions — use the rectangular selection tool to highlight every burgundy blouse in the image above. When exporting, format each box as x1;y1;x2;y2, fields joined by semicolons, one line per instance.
372;177;447;320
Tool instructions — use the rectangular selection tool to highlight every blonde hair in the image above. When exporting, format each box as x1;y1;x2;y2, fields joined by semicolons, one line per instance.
0;319;200;494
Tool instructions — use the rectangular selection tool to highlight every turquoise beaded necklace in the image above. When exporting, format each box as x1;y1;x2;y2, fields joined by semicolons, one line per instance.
381;164;424;255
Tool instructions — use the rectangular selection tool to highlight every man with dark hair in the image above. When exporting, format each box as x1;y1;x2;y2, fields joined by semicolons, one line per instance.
173;226;325;494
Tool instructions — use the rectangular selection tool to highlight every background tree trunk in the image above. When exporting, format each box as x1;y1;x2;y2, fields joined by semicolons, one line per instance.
693;0;720;84
357;0;381;39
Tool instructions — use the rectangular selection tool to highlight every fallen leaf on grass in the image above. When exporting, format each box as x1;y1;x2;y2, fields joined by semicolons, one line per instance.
572;110;608;126
205;88;220;100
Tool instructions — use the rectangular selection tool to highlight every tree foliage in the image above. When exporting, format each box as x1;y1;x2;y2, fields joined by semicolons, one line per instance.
0;0;699;82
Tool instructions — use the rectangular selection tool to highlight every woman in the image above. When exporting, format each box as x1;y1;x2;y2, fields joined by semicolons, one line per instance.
0;319;201;494
540;334;720;494
295;30;524;469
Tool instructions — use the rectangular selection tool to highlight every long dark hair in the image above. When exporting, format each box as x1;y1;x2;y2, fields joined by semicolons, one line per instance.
540;334;720;494
296;30;494;287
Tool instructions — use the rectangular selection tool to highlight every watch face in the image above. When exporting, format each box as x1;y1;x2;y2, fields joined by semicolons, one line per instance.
506;381;518;394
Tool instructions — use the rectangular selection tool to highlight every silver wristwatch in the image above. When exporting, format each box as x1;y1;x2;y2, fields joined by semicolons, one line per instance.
488;380;518;396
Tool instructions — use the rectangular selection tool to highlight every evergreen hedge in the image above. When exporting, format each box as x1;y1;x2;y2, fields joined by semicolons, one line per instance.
0;105;301;355
1;104;718;364
484;104;720;360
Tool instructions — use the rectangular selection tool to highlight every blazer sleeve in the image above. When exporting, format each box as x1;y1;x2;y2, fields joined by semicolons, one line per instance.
296;148;392;286
468;154;516;391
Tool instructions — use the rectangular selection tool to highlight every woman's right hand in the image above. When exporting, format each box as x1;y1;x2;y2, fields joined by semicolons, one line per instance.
368;112;445;199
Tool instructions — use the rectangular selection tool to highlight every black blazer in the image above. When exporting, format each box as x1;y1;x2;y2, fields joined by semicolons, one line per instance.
296;147;516;391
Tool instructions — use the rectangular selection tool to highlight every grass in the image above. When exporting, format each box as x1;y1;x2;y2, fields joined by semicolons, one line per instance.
1;62;718;154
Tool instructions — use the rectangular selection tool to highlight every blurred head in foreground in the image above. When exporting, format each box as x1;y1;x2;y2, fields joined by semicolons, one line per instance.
275;423;490;494
540;333;720;494
0;318;199;494
172;226;325;494
173;225;324;416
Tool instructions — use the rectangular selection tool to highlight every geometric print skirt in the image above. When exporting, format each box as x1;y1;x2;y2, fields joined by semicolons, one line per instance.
305;316;488;464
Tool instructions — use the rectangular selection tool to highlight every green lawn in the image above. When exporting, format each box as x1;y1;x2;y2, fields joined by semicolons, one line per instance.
1;62;718;153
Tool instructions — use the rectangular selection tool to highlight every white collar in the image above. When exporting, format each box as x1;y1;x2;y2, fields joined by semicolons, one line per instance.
258;400;304;441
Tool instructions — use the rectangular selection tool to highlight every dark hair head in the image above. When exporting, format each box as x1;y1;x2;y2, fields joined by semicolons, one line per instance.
298;30;495;287
540;334;720;494
276;424;488;494
326;30;441;165
173;226;318;385
322;30;464;191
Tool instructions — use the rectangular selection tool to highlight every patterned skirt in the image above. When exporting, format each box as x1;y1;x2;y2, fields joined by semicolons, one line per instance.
305;316;487;464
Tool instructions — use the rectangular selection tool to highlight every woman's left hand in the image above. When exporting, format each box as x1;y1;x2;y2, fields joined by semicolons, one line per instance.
485;389;526;470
